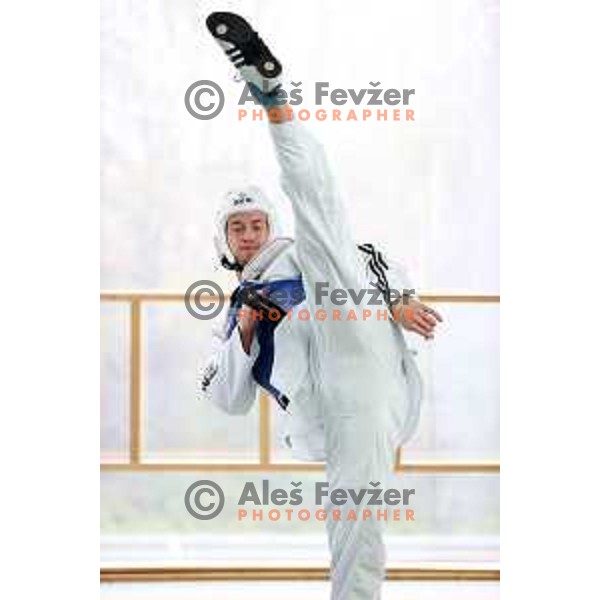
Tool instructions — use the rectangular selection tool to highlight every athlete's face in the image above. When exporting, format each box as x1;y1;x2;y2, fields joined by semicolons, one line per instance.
226;210;270;265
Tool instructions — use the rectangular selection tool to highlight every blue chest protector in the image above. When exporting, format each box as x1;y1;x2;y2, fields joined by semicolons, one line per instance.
225;277;305;411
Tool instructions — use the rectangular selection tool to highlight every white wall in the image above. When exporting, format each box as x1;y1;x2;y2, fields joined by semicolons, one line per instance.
101;0;499;293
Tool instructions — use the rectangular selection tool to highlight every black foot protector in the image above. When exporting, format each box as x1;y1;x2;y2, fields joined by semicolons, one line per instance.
206;12;283;93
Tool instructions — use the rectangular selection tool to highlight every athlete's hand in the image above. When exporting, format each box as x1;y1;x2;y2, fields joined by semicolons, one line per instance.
394;298;443;340
237;287;272;354
238;308;257;354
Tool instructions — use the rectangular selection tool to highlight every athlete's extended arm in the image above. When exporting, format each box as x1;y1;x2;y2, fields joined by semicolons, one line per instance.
384;260;442;339
197;320;259;415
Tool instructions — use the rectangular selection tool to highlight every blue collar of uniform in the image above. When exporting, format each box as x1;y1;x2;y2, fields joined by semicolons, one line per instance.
225;276;305;411
226;277;305;338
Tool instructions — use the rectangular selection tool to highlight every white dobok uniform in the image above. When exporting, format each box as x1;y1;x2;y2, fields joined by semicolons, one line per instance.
197;118;422;600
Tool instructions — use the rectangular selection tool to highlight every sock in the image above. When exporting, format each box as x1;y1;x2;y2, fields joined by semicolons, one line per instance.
247;82;286;109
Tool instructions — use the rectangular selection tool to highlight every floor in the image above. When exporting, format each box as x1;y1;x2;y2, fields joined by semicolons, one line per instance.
100;581;500;599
